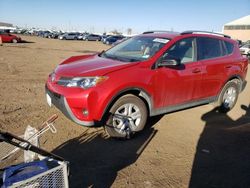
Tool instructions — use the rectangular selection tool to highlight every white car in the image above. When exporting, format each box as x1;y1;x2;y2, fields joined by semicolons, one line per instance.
240;44;250;57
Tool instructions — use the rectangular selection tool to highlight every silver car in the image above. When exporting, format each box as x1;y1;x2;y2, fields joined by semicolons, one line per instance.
83;34;101;41
58;32;80;40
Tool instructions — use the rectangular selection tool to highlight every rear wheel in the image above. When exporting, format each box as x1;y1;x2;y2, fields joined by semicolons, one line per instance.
105;94;148;138
217;79;240;113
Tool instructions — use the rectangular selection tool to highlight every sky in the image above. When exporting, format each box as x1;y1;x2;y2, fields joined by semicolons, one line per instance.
0;0;250;34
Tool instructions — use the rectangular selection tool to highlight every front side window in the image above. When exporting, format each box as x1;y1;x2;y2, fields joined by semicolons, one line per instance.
197;37;222;60
102;36;169;62
162;38;195;64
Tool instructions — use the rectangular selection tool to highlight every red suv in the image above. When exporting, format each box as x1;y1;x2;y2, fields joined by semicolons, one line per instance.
46;31;248;138
0;33;21;43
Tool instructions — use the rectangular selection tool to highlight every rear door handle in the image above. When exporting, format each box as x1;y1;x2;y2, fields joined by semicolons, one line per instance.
192;68;201;73
225;65;232;69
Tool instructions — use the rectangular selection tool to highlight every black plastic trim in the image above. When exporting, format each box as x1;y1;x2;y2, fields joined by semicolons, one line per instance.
151;96;217;116
181;30;231;38
101;87;153;119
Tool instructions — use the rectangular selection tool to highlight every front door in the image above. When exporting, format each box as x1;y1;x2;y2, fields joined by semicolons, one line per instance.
153;37;203;109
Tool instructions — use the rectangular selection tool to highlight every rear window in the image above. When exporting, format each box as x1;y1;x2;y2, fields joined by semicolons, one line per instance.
197;37;223;60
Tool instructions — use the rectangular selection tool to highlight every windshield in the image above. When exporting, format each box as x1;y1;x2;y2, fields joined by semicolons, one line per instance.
101;36;170;62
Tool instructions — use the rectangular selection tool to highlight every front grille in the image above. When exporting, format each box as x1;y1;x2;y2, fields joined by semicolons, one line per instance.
53;92;61;99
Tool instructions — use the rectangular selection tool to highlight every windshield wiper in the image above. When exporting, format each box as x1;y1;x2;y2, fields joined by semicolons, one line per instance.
101;52;137;62
129;58;140;62
99;50;106;57
103;53;126;62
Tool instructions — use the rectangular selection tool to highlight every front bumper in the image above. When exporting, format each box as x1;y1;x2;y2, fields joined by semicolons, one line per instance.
45;86;94;126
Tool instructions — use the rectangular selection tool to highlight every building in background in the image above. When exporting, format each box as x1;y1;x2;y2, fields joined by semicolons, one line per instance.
223;15;250;42
0;22;15;30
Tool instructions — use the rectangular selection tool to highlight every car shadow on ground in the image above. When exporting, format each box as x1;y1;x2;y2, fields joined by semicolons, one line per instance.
52;115;163;188
19;40;35;43
189;104;250;188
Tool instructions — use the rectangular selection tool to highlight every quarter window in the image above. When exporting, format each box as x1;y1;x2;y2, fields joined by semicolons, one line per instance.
224;41;234;55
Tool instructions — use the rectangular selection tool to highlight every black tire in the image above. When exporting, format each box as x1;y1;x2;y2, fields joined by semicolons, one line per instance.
105;94;148;138
217;79;240;113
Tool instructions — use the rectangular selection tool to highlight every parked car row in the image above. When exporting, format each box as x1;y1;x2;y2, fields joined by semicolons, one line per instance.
36;31;127;45
58;33;102;41
36;30;63;39
9;28;130;45
240;44;250;58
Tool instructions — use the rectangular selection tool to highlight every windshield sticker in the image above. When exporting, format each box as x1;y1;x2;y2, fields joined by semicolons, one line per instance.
153;38;169;44
142;54;150;58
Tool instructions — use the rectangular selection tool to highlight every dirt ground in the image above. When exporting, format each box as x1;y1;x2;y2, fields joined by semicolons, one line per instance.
0;35;250;188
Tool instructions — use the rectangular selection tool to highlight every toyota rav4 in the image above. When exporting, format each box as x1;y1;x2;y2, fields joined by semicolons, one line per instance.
46;31;248;138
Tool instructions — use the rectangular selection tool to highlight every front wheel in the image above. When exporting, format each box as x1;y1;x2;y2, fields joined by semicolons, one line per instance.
217;79;240;113
105;94;148;138
12;39;18;43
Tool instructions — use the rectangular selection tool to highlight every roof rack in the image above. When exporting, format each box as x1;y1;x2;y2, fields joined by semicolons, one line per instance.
181;30;231;38
142;30;179;34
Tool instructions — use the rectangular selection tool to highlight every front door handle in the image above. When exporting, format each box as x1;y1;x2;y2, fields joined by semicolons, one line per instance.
192;68;201;73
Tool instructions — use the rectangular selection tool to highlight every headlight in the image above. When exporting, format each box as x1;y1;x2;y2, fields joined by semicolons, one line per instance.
57;76;108;89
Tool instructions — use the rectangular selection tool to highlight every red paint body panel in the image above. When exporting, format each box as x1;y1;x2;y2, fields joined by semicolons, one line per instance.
56;54;138;77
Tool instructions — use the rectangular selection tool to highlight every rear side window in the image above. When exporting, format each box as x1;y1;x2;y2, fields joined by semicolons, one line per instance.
197;37;223;60
224;41;234;54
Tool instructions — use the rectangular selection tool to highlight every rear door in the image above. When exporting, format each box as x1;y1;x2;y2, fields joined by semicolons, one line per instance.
153;37;203;108
196;37;227;98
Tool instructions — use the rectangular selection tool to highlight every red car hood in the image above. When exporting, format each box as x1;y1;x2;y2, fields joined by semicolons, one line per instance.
55;54;138;77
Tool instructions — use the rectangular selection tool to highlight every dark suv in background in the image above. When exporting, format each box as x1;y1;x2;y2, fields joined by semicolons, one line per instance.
104;35;125;45
46;30;248;138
